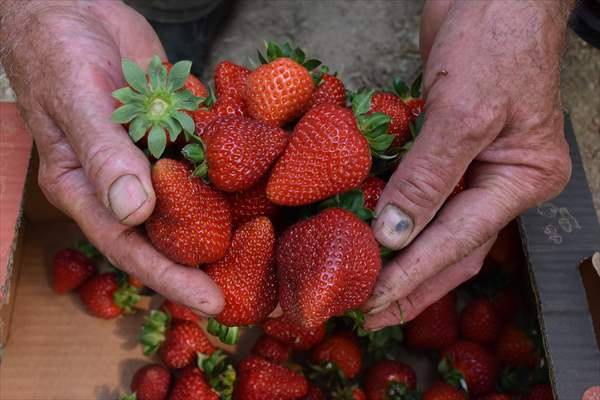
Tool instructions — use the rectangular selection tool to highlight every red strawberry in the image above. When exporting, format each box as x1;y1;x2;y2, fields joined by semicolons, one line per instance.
304;386;326;400
160;321;214;369
311;73;346;108
128;275;144;289
363;360;417;400
392;76;424;123
227;177;280;226
488;222;523;272
311;332;362;379
267;104;371;206
192;92;247;137
476;394;512;400
236;355;309;399
277;208;381;328
170;366;218;400
353;388;367;400
358;177;386;211
460;297;501;345
130;364;171;400
524;384;554;400
406;98;425;120
369;92;411;146
145;159;232;266
490;290;522;322
192;108;217;137
404;292;459;351
262;317;326;350
252;334;291;363
52;249;96;294
440;341;499;397
204;116;288;192
423;382;467;400
214;60;251;102
205;217;277;326
495;324;538;368
79;272;139;319
161;299;199;323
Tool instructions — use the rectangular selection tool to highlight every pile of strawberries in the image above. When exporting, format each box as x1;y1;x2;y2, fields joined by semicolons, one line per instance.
48;42;554;399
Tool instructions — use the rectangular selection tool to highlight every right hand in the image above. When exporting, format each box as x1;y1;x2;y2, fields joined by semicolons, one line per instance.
0;0;224;315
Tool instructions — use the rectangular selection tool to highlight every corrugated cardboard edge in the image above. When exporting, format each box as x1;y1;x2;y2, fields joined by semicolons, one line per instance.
519;115;600;399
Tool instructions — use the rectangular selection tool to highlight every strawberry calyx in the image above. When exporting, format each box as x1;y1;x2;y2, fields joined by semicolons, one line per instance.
392;74;422;101
309;361;348;391
206;317;240;345
139;310;169;355
111;55;203;158
331;383;363;400
197;350;237;400
119;394;137;400
438;356;469;393
75;239;101;259
181;142;209;179
254;41;324;80
112;271;141;314
384;382;421;400
317;190;374;222
351;90;396;159
399;112;425;153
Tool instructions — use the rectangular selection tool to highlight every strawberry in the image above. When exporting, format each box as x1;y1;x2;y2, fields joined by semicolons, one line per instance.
235;355;309;400
277;208;381;328
439;341;499;397
128;275;145;289
145;158;232;266
488;222;523;272
363;360;417;400
358;177;386;211
490;289;522;322
262;317;327;351
311;332;362;379
369;92;411;147
161;299;199;323
112;56;203;159
392;76;424;123
311;73;346;108
214;60;251;102
267;90;395;206
79;272;140;319
205;217;277;328
129;364;171;400
305;386;326;400
460;297;501;345
423;382;467;400
476;394;512;400
170;366;218;400
252;334;291;363
352;388;367;400
245;42;318;127
192;108;217;137
192;87;247;137
495;324;538;368
524;384;554;400
203;116;288;192
52;249;96;294
404;292;459;351
227;177;280;226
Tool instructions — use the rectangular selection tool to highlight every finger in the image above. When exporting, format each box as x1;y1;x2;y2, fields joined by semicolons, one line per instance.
364;238;493;331
420;0;454;63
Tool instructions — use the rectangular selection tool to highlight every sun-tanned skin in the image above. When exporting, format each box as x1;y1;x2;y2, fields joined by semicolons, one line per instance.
0;0;574;322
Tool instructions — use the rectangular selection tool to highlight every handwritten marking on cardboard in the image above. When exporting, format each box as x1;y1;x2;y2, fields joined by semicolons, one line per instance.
536;202;581;244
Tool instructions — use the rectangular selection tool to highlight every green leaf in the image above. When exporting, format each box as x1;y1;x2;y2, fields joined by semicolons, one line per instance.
168;60;192;91
266;41;282;61
111;87;144;104
257;50;268;65
163;117;182;142
192;161;208;179
303;58;321;71
147;55;164;91
182;143;205;163
174;90;202;111
393;77;411;99
317;190;374;222
139;310;169;356
121;59;149;94
352;89;375;116
292;47;305;64
75;239;101;259
128;116;150;142
172;111;195;134
112;103;142;124
380;246;394;259
113;282;141;314
281;42;294;57
147;125;167;159
119;393;137;400
410;73;423;98
359;112;390;133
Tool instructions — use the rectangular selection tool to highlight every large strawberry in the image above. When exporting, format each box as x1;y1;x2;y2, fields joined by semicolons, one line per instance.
423;382;466;400
311;331;362;379
358;177;386;211
145;158;232;266
112;56;203;158
205;217;277;343
79;272;140;319
252;334;291;364
245;42;319;127
404;292;459;351
52;249;96;294
140;310;214;369
214;60;251;102
277;208;381;329
311;73;346;108
363;360;417;400
439;341;499;397
202;116;288;192
495;323;538;368
129;364;171;400
235;355;309;400
227;177;280;226
460;297;501;345
262;317;327;351
169;366;218;400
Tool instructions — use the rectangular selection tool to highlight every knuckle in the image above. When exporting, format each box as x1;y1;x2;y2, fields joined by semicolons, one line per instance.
389;160;452;211
83;142;120;187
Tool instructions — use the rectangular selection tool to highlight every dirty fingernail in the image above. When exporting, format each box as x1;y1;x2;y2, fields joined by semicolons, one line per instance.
108;174;148;222
371;204;413;250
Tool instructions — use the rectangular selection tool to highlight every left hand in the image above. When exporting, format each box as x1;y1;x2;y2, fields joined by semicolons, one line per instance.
363;0;573;330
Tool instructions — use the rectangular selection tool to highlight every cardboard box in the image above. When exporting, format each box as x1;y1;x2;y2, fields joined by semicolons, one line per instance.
0;101;598;399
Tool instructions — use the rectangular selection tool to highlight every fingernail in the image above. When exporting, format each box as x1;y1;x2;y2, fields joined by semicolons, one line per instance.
372;204;413;250
191;308;212;318
108;175;148;221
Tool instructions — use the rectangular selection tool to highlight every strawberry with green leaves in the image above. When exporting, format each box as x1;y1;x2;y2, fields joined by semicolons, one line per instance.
267;91;394;206
404;292;459;351
311;331;363;379
145;158;232;266
277;208;381;329
204;217;278;344
392;75;424;122
245;42;320;127
112;56;203;159
52;249;96;294
169;366;218;400
363;360;417;400
126;364;171;400
368;91;411;147
79;272;140;319
262;317;327;351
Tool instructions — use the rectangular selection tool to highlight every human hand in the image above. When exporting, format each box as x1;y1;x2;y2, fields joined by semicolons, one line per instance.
364;0;573;329
0;1;224;315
